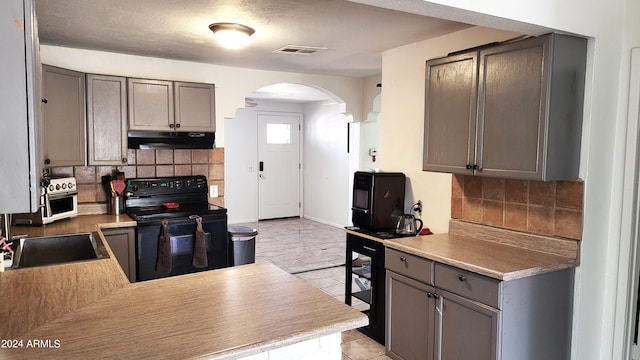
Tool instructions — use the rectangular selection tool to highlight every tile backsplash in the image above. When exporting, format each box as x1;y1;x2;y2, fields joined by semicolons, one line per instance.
49;148;224;214
451;175;583;240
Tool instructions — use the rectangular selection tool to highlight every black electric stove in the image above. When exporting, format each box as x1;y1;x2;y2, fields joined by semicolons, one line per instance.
124;175;229;281
125;175;226;222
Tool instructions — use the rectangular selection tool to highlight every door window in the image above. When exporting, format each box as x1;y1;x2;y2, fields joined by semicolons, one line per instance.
266;123;292;144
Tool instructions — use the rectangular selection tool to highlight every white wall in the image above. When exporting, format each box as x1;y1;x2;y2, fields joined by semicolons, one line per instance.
303;101;352;227
358;94;381;171
40;46;365;147
380;27;520;234
358;0;639;358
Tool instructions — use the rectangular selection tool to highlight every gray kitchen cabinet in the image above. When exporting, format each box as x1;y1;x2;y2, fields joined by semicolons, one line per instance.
423;33;587;181
437;289;499;360
128;78;175;131
386;270;436;360
42;65;86;167
86;74;128;165
0;0;41;213
174;81;216;132
102;227;136;282
385;249;573;360
128;78;216;132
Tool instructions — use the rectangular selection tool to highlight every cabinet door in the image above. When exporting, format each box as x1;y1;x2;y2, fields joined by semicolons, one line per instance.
0;0;42;213
174;82;215;132
102;227;136;283
42;65;86;167
127;78;174;131
87;74;128;165
437;289;500;360
423;51;477;174
386;271;435;360
476;36;547;178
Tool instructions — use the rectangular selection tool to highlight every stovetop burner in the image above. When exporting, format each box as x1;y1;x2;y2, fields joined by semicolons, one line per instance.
127;203;225;222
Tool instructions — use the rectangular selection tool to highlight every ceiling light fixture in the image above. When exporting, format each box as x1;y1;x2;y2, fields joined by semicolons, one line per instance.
208;22;255;49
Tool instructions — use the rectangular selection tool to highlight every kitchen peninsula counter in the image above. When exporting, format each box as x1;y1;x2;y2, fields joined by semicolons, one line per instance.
3;262;366;359
3;216;367;359
346;219;579;281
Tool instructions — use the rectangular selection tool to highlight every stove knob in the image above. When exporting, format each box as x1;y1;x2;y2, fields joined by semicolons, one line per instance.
68;182;75;189
131;185;139;192
56;184;61;190
143;182;150;188
61;183;67;189
49;185;55;192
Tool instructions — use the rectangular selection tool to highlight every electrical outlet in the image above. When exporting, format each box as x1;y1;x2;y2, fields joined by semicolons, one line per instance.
413;200;423;215
209;185;219;198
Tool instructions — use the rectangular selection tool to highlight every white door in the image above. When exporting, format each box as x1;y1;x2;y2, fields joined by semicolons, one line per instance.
258;113;301;219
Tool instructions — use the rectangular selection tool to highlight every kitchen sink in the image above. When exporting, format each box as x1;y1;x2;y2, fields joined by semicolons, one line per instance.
12;232;107;269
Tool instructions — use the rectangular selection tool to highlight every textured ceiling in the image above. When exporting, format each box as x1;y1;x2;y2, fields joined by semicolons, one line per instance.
35;0;472;78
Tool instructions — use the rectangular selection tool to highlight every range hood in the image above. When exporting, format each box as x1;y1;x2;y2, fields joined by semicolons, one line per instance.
128;131;215;150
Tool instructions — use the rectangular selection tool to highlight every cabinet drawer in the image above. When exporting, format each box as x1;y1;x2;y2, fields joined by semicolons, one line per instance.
385;248;434;285
435;263;500;308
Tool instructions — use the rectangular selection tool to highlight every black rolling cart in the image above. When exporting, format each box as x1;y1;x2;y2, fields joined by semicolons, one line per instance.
345;231;386;344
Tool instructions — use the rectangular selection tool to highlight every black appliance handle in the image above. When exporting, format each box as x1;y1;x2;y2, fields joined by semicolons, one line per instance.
259;161;264;171
351;207;369;214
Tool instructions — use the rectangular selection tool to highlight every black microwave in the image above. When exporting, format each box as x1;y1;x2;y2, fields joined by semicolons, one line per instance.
352;171;406;230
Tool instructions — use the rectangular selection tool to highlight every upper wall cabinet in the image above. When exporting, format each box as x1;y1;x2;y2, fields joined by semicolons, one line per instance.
127;78;174;131
423;33;587;181
42;65;86;167
128;79;216;132
87;74;128;165
0;0;42;213
174;82;216;132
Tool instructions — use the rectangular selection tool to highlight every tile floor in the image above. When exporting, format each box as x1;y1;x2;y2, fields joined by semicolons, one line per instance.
234;217;390;359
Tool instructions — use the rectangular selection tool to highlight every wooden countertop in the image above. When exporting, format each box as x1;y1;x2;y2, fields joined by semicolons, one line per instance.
3;262;367;360
11;214;136;237
3;215;366;359
346;220;579;281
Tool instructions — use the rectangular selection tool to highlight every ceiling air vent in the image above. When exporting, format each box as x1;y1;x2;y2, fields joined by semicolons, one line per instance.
273;45;328;55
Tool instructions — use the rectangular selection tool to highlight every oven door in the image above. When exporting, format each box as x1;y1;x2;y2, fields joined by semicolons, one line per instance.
43;192;78;224
135;213;228;281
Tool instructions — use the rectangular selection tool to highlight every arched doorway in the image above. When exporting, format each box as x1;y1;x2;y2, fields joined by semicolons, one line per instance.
224;82;356;227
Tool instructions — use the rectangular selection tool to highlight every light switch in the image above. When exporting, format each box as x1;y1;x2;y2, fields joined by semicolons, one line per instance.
209;185;219;198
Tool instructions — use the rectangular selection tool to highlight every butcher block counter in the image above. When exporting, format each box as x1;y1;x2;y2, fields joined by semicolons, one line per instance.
2;216;367;359
346;219;579;281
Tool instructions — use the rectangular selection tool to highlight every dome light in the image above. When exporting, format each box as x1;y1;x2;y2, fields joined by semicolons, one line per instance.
208;23;255;49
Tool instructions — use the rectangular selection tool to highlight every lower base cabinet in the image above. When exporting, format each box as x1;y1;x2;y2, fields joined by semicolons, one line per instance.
385;248;573;360
102;227;136;282
386;271;436;360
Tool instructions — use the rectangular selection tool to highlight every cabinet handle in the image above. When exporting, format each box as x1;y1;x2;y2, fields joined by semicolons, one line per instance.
175;123;181;129
44;158;51;165
427;292;432;298
122;157;127;164
399;256;406;262
465;164;472;170
432;293;439;300
169;123;175;129
41;98;48;104
458;274;466;281
362;246;377;252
